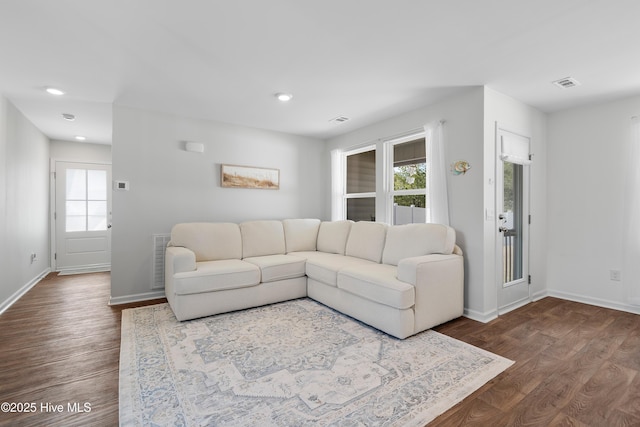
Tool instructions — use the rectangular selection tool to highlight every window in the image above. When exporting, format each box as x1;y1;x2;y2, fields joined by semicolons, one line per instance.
335;130;429;225
344;146;376;221
66;168;108;232
388;135;426;225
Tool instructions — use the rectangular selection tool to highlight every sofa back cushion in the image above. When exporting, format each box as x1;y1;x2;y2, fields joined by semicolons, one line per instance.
382;223;456;266
316;220;353;255
345;221;388;263
169;222;242;262
283;218;321;252
240;220;286;258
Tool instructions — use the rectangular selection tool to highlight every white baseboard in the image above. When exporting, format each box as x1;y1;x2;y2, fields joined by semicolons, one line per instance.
57;264;110;276
463;307;498;323
531;289;548;302
109;290;166;306
628;296;640;307
546;290;640;315
0;268;51;315
462;288;640;323
498;297;532;316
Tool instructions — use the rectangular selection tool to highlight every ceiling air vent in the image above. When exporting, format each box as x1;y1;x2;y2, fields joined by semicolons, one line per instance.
552;77;581;89
329;116;350;124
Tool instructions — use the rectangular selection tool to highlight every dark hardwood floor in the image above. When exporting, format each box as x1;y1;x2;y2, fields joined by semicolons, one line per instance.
0;272;165;427
0;272;639;426
432;297;640;426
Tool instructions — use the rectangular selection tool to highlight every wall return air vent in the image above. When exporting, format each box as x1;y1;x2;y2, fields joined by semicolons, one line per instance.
552;77;581;89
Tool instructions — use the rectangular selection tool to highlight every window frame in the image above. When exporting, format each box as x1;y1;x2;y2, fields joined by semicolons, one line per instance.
342;144;377;222
384;131;427;224
335;129;428;225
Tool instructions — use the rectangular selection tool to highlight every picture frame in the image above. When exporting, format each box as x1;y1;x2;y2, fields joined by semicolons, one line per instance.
221;164;280;189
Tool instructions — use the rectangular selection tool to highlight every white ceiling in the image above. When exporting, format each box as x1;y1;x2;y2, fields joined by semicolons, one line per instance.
1;0;639;145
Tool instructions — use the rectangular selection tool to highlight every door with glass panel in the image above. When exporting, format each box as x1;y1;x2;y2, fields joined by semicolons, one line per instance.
54;162;112;274
496;129;530;313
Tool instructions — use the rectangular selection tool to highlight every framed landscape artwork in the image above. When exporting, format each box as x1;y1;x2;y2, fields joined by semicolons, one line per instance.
221;164;280;189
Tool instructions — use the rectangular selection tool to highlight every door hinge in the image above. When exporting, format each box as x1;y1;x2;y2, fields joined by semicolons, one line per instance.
528;275;531;284
528;214;531;224
54;253;57;260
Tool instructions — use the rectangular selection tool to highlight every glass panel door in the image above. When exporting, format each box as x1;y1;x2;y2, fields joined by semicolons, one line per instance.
55;162;112;274
501;161;524;285
496;127;530;314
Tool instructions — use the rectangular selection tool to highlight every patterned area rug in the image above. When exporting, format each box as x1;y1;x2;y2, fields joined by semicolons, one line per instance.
120;299;512;426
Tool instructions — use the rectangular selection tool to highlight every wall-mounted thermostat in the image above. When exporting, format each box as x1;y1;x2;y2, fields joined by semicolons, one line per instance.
114;180;130;191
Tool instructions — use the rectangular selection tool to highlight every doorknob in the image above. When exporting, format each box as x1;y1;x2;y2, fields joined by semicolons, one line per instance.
108;224;112;229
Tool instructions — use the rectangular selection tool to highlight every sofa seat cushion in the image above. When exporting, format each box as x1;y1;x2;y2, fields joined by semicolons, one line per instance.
173;259;260;295
287;250;334;262
243;254;306;283
338;264;415;310
305;254;375;287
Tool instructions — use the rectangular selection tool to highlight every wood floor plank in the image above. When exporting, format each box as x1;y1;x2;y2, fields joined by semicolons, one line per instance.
0;272;164;427
563;361;638;425
433;297;640;427
1;274;639;426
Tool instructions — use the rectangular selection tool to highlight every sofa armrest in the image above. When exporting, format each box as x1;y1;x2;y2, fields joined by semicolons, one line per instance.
397;254;464;332
166;246;196;275
397;254;460;285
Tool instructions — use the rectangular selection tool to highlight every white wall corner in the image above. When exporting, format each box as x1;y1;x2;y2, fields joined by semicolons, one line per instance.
0;268;51;316
463;306;498;323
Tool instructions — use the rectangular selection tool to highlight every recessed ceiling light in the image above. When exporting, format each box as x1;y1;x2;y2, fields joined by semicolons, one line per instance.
46;87;65;96
275;93;293;102
62;113;75;121
74;135;86;141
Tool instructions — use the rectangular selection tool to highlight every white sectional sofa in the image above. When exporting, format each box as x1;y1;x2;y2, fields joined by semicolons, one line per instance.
165;219;464;339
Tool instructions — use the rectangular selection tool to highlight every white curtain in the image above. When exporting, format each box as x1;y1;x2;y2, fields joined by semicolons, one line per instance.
330;149;345;221
424;121;450;225
623;116;640;306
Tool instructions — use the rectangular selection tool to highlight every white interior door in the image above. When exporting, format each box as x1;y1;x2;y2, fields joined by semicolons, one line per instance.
496;129;531;313
54;161;112;274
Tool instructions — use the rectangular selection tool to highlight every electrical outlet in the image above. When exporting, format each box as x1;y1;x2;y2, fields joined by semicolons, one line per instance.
610;269;621;281
30;253;37;264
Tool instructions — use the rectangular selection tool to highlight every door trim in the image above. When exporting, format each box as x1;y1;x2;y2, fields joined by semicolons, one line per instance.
495;123;531;314
50;159;112;274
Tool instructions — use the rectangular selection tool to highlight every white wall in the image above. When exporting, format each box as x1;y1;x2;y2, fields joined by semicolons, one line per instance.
326;87;548;321
547;95;640;314
484;87;548;317
50;139;112;164
327;87;486;317
0;96;51;313
110;106;327;302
